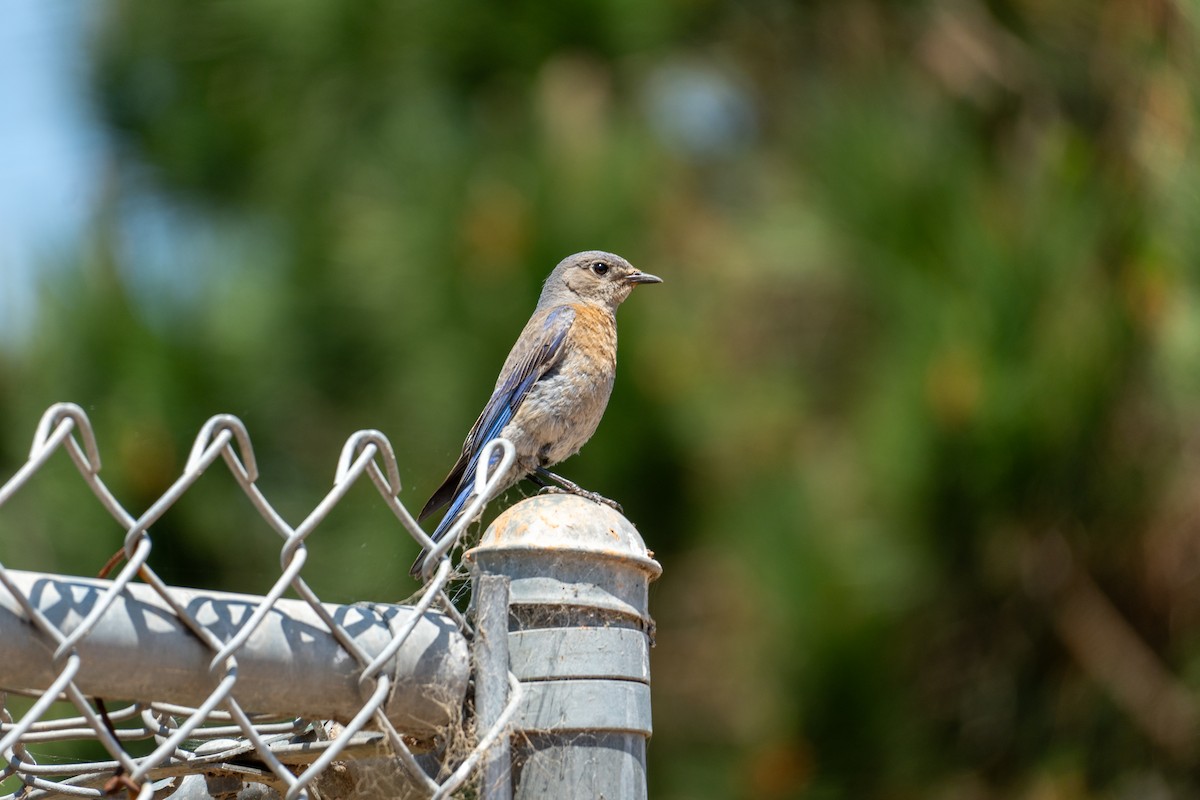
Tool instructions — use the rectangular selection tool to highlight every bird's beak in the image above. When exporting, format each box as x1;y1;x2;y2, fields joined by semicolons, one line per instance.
626;270;663;285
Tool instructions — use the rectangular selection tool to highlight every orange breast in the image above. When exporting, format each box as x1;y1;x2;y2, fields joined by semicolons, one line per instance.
567;304;618;364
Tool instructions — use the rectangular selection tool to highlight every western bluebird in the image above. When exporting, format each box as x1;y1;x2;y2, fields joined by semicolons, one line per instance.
410;250;662;577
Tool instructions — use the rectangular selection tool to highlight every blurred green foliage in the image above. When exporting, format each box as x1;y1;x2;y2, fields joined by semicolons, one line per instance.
2;0;1200;797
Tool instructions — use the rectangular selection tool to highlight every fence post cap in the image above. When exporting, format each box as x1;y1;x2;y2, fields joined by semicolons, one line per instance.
465;493;661;580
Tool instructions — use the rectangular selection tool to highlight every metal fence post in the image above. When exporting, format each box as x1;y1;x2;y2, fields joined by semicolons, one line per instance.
473;574;513;800
465;493;662;800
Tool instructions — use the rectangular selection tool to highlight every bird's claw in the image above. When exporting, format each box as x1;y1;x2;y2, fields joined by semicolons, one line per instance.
538;485;623;514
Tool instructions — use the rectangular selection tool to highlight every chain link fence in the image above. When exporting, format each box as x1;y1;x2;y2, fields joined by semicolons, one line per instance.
0;403;660;800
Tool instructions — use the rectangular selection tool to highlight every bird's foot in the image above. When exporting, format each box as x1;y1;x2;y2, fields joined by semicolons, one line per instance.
533;467;625;513
538;484;624;514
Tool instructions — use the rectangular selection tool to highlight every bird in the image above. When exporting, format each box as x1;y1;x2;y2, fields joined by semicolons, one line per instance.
410;250;662;577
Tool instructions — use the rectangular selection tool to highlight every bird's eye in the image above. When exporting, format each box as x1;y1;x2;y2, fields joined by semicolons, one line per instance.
591;261;609;276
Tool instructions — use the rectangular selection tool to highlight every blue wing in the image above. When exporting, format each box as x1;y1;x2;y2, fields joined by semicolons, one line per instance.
411;305;577;574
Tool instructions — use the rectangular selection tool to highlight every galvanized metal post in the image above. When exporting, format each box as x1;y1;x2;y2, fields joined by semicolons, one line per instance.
474;574;514;800
465;493;662;800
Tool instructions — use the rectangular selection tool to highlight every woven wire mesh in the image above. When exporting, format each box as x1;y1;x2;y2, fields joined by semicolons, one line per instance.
0;403;522;800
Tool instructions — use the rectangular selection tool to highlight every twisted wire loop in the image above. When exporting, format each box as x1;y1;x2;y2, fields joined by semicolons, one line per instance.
0;404;523;800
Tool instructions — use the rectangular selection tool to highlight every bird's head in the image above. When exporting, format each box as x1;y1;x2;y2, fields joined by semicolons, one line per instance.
539;250;662;311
